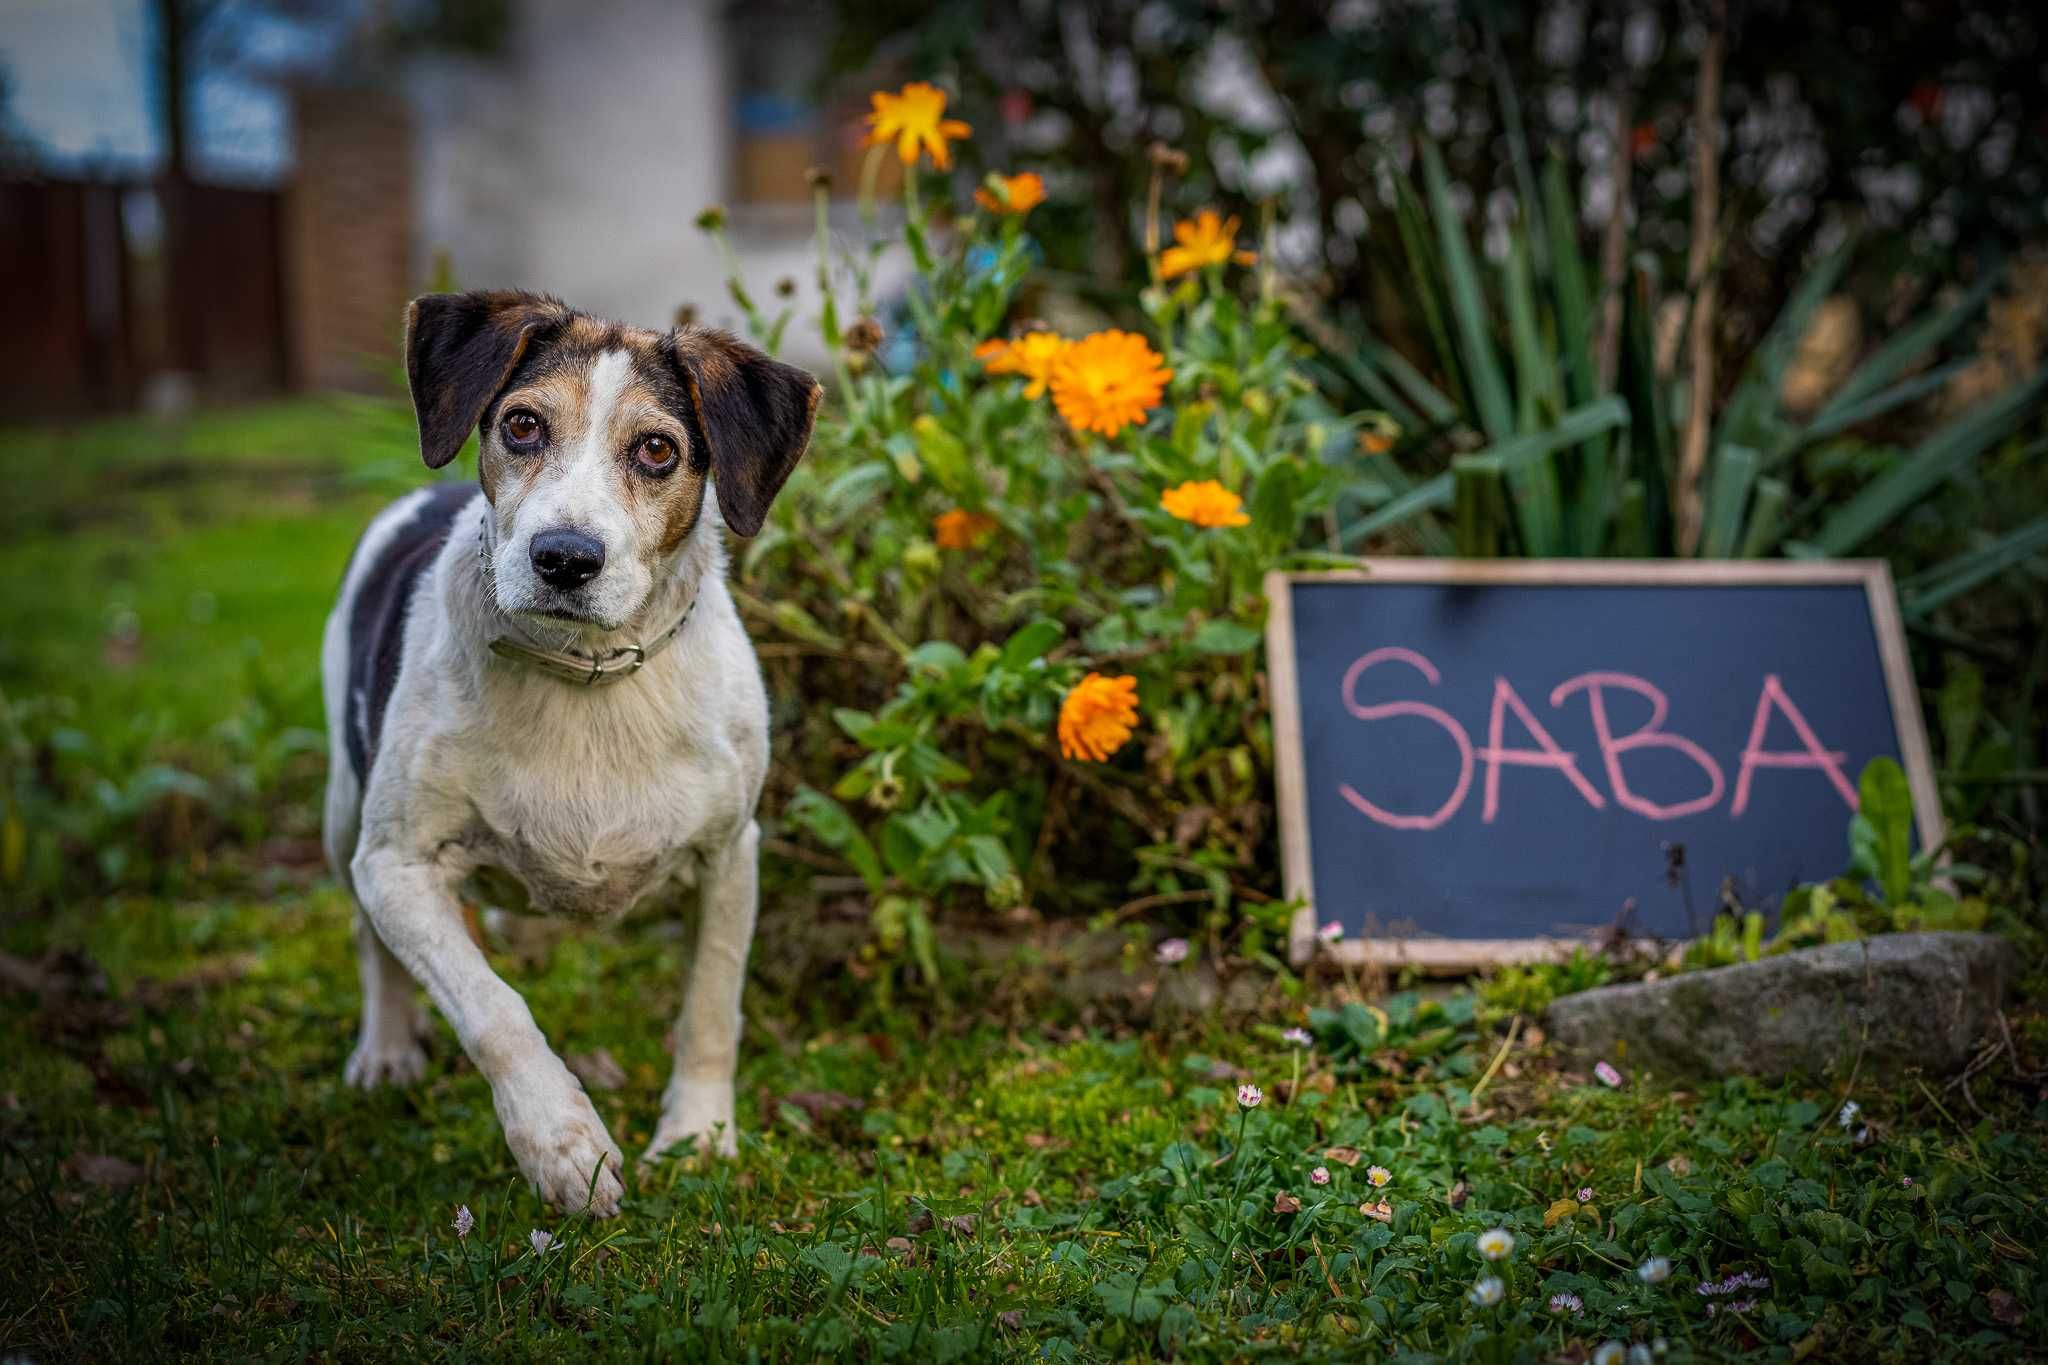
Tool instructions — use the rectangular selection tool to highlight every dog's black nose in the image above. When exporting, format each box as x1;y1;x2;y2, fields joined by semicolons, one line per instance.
529;529;606;589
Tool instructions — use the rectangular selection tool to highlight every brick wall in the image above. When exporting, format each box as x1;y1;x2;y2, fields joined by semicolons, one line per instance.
285;85;415;393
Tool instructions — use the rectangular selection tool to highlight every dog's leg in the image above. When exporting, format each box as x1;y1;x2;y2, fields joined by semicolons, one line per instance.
353;846;625;1215
647;819;759;1161
344;912;429;1087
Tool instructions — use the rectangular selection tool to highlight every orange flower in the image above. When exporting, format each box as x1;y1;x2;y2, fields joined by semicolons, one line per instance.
933;508;998;549
1160;479;1250;528
865;81;971;169
974;171;1047;215
1049;330;1173;438
1058;673;1140;762
1360;430;1395;455
979;331;1071;398
1159;209;1256;280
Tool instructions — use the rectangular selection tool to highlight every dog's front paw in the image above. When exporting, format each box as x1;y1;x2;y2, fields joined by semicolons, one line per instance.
644;1079;739;1162
344;1036;429;1088
501;1080;626;1216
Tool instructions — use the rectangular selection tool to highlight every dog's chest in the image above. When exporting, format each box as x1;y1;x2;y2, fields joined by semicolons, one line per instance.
452;710;744;921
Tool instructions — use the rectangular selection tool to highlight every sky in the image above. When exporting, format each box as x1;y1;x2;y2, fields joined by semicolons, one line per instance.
0;0;298;181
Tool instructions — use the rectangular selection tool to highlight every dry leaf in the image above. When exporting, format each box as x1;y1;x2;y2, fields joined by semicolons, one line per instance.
1543;1198;1581;1228
1359;1200;1394;1223
1988;1288;2026;1326
66;1152;143;1188
1020;1188;1044;1207
565;1048;627;1091
1273;1191;1302;1215
1447;1180;1470;1210
1323;1146;1363;1167
1665;1154;1693;1177
942;1213;978;1235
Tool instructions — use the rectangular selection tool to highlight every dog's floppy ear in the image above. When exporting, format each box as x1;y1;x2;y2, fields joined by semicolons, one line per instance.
670;329;822;537
403;290;566;468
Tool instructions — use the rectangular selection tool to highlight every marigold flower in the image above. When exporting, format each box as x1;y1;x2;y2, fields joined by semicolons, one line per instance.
973;171;1047;215
1057;672;1139;762
979;331;1071;399
1159;209;1256;280
1310;1166;1331;1186
1367;1165;1392;1188
1237;1083;1264;1109
1159;479;1250;529
1050;330;1171;437
932;508;998;549
1467;1276;1505;1307
865;81;971;169
1155;936;1189;965
1476;1227;1514;1261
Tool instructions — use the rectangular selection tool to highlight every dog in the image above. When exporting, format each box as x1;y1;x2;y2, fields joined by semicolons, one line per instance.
320;290;820;1215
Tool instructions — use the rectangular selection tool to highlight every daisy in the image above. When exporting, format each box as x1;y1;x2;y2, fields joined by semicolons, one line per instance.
1367;1165;1392;1188
452;1205;474;1239
529;1228;557;1256
1154;937;1190;965
1637;1256;1671;1284
1317;920;1344;945
1549;1291;1583;1315
1310;1166;1330;1186
1237;1083;1263;1109
1281;1026;1313;1048
1476;1228;1514;1261
1838;1100;1860;1130
1594;1061;1624;1087
1466;1275;1504;1308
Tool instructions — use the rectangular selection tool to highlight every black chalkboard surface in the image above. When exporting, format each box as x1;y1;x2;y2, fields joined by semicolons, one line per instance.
1264;562;1941;967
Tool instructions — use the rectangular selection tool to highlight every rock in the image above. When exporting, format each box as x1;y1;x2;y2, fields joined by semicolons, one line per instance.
1544;932;2017;1082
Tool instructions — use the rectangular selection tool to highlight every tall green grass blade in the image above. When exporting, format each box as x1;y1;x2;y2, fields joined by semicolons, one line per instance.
1483;6;1547;276
1821;270;2001;419
1737;477;1790;558
1901;515;2048;618
1453;397;1631;476
1612;478;1650;557
1421;139;1514;441
1811;362;2048;555
1543;157;1596;408
1313;345;1421;430
1793;360;1972;444
1618;271;1674;555
1505;233;1561;426
1453;462;1510;556
1718;241;1854;452
1699;443;1760;558
1362;338;1460;426
1339;472;1454;549
1390;162;1463;418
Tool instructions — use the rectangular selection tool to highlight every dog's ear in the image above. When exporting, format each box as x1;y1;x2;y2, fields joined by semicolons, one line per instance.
670;330;822;537
403;291;566;468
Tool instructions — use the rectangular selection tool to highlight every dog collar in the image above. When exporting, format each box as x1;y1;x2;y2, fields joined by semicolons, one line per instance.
487;603;696;686
478;512;697;687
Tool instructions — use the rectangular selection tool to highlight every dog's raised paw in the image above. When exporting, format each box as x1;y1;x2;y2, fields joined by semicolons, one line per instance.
344;1038;429;1088
507;1104;626;1217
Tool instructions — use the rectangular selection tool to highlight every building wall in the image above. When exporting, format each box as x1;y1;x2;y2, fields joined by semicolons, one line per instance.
404;0;893;372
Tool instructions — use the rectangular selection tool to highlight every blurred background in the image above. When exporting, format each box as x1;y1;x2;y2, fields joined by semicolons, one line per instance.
0;0;2042;910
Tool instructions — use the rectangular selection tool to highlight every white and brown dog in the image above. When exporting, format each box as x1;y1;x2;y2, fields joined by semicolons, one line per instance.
320;290;819;1215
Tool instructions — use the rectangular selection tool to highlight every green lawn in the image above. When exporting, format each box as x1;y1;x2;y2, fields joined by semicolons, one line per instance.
3;403;2045;1361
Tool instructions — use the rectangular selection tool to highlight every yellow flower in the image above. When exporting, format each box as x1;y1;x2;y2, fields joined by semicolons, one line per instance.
973;171;1047;215
1160;479;1250;528
979;331;1071;398
932;508;998;549
1159;209;1257;280
1058;673;1140;762
865;81;971;169
1050;330;1173;437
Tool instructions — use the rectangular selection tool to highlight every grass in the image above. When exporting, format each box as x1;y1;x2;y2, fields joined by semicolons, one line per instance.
4;401;2047;1361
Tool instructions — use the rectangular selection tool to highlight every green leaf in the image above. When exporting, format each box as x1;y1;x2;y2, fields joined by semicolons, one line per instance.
1699;443;1760;559
1421;139;1514;442
997;619;1064;670
1810;363;2048;555
1855;757;1915;906
1901;515;2048;620
1191;620;1262;655
1820;269;2001;420
1250;460;1300;544
787;786;884;892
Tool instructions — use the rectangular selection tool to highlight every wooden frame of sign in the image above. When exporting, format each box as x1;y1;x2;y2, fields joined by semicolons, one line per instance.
1263;559;1943;971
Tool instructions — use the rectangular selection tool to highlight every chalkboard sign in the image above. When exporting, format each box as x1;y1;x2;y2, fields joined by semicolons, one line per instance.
1264;561;1941;968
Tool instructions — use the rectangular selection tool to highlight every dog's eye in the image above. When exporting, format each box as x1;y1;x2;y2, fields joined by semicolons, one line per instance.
633;434;679;475
501;409;544;447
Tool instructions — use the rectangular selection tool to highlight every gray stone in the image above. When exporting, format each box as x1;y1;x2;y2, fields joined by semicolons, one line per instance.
1544;932;2018;1082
